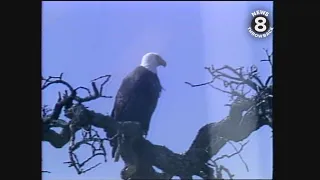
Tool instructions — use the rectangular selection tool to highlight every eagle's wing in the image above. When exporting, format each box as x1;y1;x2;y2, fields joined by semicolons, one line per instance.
109;66;161;158
112;67;161;121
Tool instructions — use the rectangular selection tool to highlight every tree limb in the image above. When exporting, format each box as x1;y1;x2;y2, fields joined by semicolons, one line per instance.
42;51;272;179
42;94;270;179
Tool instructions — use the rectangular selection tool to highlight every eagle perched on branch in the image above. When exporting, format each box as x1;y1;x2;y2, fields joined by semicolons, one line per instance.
109;52;167;159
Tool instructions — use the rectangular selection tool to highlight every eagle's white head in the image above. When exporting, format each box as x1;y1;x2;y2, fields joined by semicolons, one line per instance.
140;52;167;74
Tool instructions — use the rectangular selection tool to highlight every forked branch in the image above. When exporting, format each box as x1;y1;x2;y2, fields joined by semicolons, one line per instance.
74;75;112;103
42;73;113;174
64;128;108;174
42;51;272;179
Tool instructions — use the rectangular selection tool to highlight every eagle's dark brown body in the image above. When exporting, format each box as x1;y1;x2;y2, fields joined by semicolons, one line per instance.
108;66;162;158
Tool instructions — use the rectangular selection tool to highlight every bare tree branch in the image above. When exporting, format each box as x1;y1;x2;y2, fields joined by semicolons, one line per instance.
219;165;234;179
265;75;273;86
42;52;272;179
185;80;214;88
185;65;261;101
211;140;249;172
42;94;270;179
186;49;273;99
74;75;113;103
42;74;114;174
42;73;74;91
64;131;108;175
261;48;273;66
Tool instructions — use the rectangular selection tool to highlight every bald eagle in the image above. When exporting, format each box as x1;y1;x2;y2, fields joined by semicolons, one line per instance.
108;52;166;158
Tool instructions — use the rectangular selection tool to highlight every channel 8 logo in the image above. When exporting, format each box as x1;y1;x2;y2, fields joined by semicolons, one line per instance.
248;10;273;38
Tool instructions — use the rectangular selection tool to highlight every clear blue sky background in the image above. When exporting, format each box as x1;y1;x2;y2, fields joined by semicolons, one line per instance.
42;1;273;179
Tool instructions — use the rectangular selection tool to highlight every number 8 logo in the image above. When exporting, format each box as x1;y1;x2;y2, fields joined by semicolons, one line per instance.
254;17;267;33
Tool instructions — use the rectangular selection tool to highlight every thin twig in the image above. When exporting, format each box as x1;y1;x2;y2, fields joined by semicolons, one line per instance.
42;73;74;91
211;140;249;163
185;80;214;88
227;141;249;172
265;75;273;86
262;48;273;66
219;165;234;179
64;126;108;174
42;170;51;173
75;86;92;96
74;74;112;103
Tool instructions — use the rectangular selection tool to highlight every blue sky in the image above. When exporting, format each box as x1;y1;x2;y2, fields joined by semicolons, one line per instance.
42;1;273;179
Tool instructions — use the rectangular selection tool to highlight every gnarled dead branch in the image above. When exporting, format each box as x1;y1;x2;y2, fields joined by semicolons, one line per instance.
42;50;272;179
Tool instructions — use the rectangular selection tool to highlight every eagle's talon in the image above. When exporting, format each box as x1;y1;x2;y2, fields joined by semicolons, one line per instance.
121;165;137;180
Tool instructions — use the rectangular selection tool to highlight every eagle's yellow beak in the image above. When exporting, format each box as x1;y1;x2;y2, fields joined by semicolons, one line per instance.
159;58;167;67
